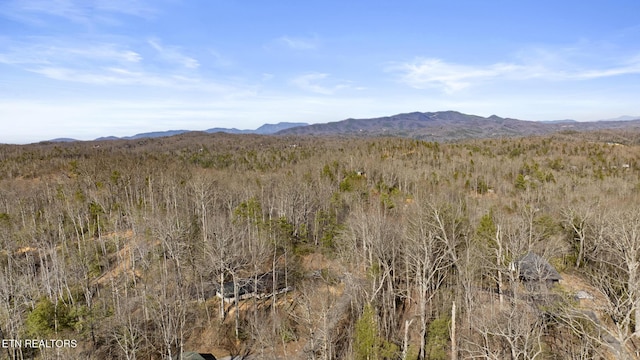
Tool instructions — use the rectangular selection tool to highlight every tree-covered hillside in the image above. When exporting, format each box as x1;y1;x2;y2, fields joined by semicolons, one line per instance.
1;131;640;359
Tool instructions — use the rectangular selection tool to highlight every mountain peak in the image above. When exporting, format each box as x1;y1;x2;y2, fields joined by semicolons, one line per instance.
254;122;308;134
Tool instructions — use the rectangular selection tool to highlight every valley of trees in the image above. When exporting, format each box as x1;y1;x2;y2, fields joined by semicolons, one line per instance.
2;130;640;359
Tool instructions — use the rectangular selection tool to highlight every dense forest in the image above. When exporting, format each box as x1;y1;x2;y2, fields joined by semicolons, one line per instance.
1;130;640;359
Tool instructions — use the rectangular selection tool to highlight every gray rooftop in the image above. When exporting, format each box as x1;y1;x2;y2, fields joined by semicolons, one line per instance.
517;253;562;282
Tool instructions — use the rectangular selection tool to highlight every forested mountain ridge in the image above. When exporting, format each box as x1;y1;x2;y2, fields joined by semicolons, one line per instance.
276;110;640;141
1;130;640;359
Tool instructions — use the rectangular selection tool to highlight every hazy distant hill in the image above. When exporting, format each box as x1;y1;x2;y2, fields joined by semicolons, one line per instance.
87;122;309;142
93;136;122;141
48;138;79;143
204;127;251;134
599;115;640;122
204;122;308;135
127;130;191;139
253;122;308;134
538;119;578;124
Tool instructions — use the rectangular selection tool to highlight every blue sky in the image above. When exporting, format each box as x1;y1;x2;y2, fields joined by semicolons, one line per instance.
1;0;640;143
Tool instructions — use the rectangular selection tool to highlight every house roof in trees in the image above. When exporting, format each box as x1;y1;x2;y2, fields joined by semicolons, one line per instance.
181;352;217;360
516;253;562;282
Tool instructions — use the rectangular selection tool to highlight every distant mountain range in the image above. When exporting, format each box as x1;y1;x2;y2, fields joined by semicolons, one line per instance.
50;122;309;142
275;111;640;141
46;112;640;143
599;115;640;122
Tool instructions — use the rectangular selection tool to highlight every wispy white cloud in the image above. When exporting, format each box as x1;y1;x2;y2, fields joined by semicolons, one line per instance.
261;73;275;81
24;65;241;94
394;59;526;93
72;46;142;63
28;66;169;86
393;54;640;93
208;49;233;67
92;0;157;18
291;73;350;95
573;56;640;79
291;73;330;94
0;41;142;66
276;35;319;50
0;0;156;26
0;40;151;85
0;38;229;91
148;38;199;69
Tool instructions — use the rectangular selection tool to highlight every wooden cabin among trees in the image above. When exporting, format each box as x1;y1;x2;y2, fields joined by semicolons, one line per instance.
516;252;562;290
180;352;217;360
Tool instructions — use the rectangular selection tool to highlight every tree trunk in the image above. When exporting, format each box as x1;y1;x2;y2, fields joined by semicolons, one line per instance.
402;319;414;360
234;273;240;340
418;269;427;360
219;272;225;321
451;301;457;360
496;226;504;307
